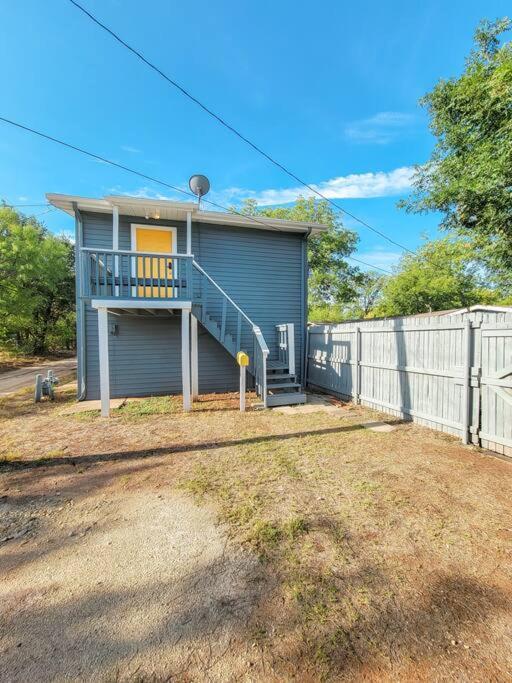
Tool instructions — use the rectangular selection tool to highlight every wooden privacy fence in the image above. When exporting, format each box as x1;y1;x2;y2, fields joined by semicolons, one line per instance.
306;311;512;458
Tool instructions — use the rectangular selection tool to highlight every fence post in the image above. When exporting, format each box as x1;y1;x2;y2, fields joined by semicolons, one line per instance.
461;319;472;445
355;325;361;404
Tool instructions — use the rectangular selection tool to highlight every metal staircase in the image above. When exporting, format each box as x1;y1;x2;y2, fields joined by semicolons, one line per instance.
191;261;306;408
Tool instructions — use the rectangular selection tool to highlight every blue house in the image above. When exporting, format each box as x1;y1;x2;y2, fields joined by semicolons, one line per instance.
47;193;328;415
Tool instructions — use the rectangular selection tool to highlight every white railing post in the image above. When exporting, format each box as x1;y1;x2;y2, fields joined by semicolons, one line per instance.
287;323;295;376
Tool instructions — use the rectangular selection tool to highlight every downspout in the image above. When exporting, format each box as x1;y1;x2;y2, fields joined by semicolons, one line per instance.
73;203;87;401
301;227;312;388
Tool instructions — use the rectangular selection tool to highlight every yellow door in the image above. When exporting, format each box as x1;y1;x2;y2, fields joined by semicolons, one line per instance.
134;227;174;297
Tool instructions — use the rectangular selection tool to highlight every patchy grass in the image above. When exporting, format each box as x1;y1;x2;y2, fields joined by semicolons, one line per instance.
117;395;183;418
0;387;511;681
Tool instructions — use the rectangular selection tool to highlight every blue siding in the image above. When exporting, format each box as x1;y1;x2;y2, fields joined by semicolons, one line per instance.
80;211;305;398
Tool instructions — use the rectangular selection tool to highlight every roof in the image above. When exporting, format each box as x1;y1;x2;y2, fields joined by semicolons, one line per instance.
46;193;329;235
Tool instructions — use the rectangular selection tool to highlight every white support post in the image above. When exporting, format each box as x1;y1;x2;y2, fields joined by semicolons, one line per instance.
98;307;110;417
112;205;119;296
186;211;192;255
240;365;246;412
181;308;191;411
191;314;199;398
287;323;295;377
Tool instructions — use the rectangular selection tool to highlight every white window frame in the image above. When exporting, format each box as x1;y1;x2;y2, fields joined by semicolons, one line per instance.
130;224;179;297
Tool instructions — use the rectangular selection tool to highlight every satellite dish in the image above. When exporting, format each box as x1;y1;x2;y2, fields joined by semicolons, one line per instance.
188;174;210;202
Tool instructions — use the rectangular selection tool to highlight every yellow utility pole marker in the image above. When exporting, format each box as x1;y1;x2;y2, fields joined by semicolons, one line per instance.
237;351;249;411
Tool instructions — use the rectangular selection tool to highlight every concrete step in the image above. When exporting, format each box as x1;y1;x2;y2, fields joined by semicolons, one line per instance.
267;392;307;407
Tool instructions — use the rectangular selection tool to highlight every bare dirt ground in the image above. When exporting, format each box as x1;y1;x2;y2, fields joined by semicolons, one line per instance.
1;382;511;682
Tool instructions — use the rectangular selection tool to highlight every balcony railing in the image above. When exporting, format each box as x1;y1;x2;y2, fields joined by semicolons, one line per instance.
80;248;193;300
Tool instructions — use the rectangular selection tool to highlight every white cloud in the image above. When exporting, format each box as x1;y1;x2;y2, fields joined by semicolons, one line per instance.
106;185;184;201
120;145;141;154
356;248;402;272
218;166;414;207
344;112;416;144
17;195;28;202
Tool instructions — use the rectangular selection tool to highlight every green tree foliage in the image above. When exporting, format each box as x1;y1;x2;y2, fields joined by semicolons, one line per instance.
0;206;75;354
401;17;512;271
374;237;499;317
235;196;363;307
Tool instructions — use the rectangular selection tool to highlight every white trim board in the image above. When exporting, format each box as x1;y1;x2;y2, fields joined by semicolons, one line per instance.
91;299;191;310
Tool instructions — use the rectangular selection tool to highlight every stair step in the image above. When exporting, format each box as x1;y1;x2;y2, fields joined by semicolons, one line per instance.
267;360;288;370
267;392;307;407
267;382;301;390
267;373;295;380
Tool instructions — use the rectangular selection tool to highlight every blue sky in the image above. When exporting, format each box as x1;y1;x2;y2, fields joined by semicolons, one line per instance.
0;0;509;271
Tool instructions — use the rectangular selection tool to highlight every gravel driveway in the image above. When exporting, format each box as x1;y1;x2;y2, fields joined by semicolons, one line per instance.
0;359;77;396
1;486;261;682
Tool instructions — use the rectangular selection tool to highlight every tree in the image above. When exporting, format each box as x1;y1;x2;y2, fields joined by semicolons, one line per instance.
374;237;498;317
0;206;75;354
400;17;512;272
343;271;387;319
234;196;364;308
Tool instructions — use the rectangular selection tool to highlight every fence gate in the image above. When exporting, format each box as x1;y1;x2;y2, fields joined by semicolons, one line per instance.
479;324;512;457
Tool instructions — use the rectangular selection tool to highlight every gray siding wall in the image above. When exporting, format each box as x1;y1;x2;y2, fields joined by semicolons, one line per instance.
80;211;305;399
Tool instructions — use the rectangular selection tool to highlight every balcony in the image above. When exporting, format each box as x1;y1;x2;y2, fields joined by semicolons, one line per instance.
80;248;194;301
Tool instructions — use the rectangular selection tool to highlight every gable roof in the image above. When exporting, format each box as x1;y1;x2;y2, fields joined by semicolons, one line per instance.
46;193;329;235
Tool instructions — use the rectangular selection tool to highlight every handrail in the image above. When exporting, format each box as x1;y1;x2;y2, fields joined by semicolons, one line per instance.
192;260;269;356
253;325;270;356
81;247;192;259
192;260;253;329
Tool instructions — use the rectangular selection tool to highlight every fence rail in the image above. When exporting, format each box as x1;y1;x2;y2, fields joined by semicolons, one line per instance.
306;312;512;457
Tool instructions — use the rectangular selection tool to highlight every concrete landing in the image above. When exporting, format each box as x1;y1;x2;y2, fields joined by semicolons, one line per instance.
273;393;346;415
362;421;397;433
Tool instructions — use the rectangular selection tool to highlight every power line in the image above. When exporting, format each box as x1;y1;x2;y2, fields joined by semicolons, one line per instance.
0;115;393;274
3;202;50;207
67;0;414;256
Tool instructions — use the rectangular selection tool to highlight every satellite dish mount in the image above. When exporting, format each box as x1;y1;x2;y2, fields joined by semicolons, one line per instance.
188;174;210;208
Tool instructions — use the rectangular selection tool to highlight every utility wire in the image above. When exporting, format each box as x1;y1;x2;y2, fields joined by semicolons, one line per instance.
0;115;393;274
3;202;50;207
67;0;414;256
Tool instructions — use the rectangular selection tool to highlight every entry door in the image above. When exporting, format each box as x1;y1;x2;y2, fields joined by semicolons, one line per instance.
132;226;176;297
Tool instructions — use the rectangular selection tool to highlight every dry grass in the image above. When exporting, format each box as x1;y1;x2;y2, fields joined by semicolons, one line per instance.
1;383;511;681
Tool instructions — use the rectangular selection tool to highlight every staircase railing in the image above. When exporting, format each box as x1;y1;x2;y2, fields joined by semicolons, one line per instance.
192;260;269;406
276;323;296;376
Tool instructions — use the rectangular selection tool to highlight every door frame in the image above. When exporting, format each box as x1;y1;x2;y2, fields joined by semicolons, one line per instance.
130;223;178;253
130;224;178;297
